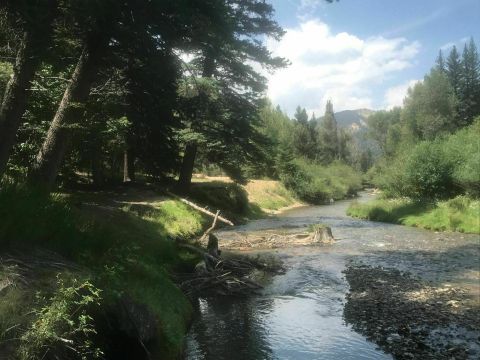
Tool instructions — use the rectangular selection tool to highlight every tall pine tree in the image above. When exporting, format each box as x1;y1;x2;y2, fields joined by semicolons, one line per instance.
459;38;480;125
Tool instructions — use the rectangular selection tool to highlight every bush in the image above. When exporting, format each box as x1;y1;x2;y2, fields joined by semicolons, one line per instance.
18;276;103;360
280;159;362;204
374;120;480;200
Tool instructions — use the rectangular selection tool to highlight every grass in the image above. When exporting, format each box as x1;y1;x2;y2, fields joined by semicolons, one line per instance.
347;195;480;234
189;180;264;220
0;184;205;359
244;180;298;211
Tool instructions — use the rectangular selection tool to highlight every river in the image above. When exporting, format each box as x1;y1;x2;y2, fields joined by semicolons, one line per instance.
184;192;480;360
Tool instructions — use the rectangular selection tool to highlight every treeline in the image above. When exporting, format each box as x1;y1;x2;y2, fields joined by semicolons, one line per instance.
0;0;289;193
366;38;480;199
249;100;362;204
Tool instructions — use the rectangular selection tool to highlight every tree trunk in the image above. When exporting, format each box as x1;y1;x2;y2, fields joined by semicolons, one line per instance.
127;147;135;182
123;150;130;183
177;143;197;193
0;31;41;178
91;148;104;187
176;54;215;193
28;41;104;191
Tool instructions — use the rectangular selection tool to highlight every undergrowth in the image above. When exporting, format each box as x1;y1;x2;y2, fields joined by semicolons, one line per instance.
347;195;480;234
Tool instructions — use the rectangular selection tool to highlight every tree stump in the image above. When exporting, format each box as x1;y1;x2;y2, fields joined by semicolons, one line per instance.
310;226;335;244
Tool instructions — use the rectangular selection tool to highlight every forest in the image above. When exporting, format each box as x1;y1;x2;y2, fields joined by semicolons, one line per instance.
0;0;479;359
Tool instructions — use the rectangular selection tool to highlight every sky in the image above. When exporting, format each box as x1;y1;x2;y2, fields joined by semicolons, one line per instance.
264;0;480;116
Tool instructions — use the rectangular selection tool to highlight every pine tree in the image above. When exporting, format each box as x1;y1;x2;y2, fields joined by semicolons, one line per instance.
0;0;57;178
459;38;480;125
446;46;462;96
292;106;316;159
317;100;339;163
436;49;446;73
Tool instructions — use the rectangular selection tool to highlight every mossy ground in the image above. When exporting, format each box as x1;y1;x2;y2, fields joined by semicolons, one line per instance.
347;195;480;234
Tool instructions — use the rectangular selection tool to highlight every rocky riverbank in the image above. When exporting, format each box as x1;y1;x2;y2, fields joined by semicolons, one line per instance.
344;265;480;360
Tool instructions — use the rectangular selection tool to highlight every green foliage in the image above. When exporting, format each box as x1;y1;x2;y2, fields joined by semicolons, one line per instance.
0;184;80;250
0;61;12;95
374;120;479;199
190;181;252;219
347;196;480;234
18;276;103;360
281;159;362;204
402;69;457;140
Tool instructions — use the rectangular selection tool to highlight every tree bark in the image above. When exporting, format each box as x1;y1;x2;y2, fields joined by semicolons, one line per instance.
127;147;135;182
176;54;215;193
177;142;197;193
28;40;104;191
123;150;130;183
91;147;104;187
0;31;41;178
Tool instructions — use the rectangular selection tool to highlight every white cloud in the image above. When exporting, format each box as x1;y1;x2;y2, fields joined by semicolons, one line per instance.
384;79;421;109
265;20;421;115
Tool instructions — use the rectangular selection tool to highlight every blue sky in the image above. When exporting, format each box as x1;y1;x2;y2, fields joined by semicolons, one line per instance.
264;0;480;115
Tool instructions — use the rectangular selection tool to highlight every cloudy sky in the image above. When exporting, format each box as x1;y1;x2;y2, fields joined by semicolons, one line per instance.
264;0;480;116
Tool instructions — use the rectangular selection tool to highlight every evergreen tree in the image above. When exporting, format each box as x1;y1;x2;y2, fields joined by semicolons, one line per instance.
446;46;462;96
317;100;339;163
292;106;316;159
436;49;446;73
459;38;480;125
0;0;57;179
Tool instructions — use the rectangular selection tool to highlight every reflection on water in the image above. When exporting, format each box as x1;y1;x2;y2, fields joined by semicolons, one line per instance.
185;193;480;359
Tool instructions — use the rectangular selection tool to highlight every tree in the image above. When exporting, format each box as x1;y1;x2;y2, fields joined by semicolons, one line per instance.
28;0;120;189
401;69;457;140
176;0;287;193
0;0;57;179
446;45;462;96
436;49;446;73
317;100;339;163
459;38;480;125
292;106;317;159
366;107;401;156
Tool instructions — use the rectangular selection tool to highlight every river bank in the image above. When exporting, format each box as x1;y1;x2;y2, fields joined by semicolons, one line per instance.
185;192;480;359
0;179;299;359
347;195;480;234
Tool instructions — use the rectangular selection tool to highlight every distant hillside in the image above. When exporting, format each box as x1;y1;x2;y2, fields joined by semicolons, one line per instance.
333;109;375;131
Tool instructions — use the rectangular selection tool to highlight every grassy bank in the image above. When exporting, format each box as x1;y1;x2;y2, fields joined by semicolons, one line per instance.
191;176;299;216
0;185;209;359
0;178;300;359
347;195;480;234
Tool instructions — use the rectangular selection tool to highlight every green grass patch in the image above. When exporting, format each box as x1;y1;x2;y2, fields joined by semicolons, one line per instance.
347;196;480;234
189;181;263;220
0;184;205;358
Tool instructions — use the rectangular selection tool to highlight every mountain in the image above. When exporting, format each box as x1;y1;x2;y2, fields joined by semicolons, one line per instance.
333;108;375;131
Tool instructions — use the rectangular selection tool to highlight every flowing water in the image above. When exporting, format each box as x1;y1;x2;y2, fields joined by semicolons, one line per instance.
184;193;480;360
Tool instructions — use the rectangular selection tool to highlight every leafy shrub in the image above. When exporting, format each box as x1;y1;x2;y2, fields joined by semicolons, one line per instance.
374;120;480;199
18;276;102;360
280;159;362;204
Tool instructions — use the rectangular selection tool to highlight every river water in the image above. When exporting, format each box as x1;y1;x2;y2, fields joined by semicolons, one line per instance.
184;193;480;360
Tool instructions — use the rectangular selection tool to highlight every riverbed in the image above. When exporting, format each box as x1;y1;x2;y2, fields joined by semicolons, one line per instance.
184;192;480;359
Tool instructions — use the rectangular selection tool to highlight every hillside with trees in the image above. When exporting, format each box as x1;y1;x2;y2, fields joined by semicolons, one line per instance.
350;38;480;233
